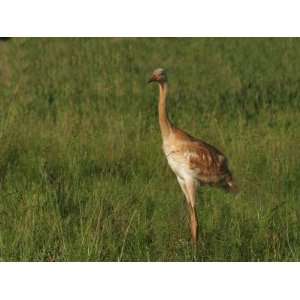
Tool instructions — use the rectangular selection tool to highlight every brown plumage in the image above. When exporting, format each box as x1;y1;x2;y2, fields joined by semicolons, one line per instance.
148;68;238;244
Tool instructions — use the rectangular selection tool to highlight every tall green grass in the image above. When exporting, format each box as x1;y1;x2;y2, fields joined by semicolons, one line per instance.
0;38;299;261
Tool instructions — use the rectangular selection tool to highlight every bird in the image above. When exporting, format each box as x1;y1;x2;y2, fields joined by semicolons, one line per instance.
148;68;238;244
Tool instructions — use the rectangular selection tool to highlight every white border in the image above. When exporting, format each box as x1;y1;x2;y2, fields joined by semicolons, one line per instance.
1;0;300;36
0;263;299;300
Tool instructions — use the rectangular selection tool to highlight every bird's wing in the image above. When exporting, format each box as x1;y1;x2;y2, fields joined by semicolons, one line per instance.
184;141;230;182
170;127;232;184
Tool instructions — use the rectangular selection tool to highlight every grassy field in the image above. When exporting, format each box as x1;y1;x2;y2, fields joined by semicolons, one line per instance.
0;38;299;261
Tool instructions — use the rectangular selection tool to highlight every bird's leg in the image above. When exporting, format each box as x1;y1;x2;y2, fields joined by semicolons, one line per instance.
177;177;189;202
186;181;199;245
188;204;198;244
177;178;199;245
177;178;195;240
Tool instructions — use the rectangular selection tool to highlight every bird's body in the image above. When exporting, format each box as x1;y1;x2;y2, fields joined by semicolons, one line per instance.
149;68;237;244
163;127;229;187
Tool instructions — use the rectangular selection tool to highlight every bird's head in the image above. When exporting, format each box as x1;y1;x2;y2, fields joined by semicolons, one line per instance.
148;68;167;84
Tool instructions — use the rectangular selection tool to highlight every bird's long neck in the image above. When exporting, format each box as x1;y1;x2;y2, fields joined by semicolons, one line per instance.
158;82;173;139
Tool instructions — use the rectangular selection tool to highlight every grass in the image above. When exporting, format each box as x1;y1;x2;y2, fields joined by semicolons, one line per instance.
0;38;299;261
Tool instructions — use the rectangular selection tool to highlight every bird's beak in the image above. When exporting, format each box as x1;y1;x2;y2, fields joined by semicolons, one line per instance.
148;76;155;83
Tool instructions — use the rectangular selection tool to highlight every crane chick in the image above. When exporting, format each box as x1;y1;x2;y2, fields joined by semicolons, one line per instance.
148;68;238;244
